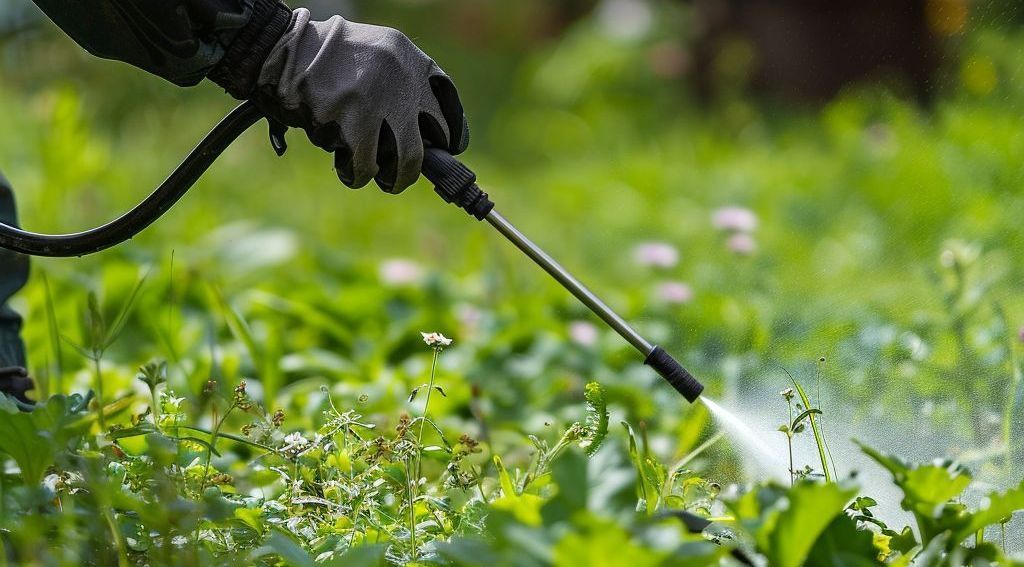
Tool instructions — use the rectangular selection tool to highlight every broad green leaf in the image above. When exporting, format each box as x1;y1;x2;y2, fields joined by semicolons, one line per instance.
903;466;972;511
762;482;859;567
859;441;973;541
552;516;664;567
0;394;83;484
234;507;265;534
805;512;881;566
541;447;587;524
949;479;1024;544
492;455;544;526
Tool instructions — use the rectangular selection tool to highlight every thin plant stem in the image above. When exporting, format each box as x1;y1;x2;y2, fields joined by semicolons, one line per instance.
200;404;235;491
93;356;106;431
410;347;439;561
415;348;440;482
669;431;725;476
150;385;161;432
405;459;417;561
42;273;63;395
789;375;832;483
815;359;839;480
101;504;130;567
787;398;795;487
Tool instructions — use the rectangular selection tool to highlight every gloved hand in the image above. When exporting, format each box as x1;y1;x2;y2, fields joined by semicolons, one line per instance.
252;8;469;193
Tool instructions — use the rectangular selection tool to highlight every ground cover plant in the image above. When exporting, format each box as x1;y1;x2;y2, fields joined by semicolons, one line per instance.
2;1;1024;565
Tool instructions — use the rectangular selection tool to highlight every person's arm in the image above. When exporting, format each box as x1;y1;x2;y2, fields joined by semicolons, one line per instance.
32;1;468;193
30;0;290;92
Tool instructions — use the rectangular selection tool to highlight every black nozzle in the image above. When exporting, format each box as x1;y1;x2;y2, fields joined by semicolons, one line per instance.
421;148;494;220
644;346;704;403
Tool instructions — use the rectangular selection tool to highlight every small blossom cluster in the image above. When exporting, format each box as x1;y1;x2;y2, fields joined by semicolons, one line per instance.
379;258;424;286
712;206;758;255
628;241;695;311
632;241;679;268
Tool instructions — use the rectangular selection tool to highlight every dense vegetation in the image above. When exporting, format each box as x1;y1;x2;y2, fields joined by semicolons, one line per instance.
1;1;1023;565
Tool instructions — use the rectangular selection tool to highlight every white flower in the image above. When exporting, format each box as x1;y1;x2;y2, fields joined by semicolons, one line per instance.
656;281;694;304
712;206;758;233
160;391;185;411
727;233;757;255
569;321;599;346
282;432;309;452
632;242;679;268
421;332;453;347
379;258;424;286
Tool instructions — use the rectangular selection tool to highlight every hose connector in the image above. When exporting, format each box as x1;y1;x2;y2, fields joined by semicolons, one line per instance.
644;346;704;403
421;148;494;220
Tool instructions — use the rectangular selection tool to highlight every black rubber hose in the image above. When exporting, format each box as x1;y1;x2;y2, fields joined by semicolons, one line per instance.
0;101;265;258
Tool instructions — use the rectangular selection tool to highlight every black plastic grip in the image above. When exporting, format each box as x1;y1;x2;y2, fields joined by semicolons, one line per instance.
644;346;704;403
421;148;494;220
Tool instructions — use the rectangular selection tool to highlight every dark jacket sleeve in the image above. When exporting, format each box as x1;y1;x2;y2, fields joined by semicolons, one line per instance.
31;0;292;96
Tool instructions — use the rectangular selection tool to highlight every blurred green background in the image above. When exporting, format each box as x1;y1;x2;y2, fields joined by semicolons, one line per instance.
1;0;1023;491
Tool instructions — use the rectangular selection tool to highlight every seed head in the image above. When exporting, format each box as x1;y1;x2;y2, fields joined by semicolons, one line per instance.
396;413;412;437
233;380;252;409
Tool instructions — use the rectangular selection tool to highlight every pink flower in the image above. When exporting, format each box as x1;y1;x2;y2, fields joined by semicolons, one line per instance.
379;258;423;286
1018;327;1024;344
632;242;679;268
712;206;758;233
456;304;483;334
656;281;694;304
727;233;757;255
569;321;599;347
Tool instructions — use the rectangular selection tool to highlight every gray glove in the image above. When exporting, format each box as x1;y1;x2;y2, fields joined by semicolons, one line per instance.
254;9;469;193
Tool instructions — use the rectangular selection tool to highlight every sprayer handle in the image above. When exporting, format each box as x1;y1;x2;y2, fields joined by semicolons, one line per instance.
421;148;494;220
645;346;705;402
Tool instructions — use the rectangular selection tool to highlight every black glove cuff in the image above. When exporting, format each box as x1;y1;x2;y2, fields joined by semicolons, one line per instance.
208;0;293;99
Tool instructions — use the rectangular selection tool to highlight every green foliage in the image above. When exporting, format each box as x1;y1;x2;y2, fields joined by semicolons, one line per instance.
2;1;1024;564
580;382;609;456
0;393;89;484
860;441;1024;560
725;481;859;567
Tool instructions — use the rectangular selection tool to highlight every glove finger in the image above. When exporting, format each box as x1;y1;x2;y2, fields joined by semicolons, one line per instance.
333;144;356;187
390;120;425;193
418;110;448;152
305;122;341;153
374;121;399;193
429;72;469;155
419;92;451;150
339;126;381;189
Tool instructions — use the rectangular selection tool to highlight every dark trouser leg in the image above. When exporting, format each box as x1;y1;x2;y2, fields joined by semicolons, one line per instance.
0;170;28;369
